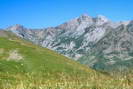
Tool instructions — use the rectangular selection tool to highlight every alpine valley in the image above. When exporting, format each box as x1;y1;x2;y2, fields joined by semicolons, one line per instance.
6;14;133;72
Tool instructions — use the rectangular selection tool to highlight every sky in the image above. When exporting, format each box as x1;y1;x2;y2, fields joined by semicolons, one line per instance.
0;0;133;28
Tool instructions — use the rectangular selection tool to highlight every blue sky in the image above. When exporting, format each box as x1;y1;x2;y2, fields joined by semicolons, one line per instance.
0;0;133;28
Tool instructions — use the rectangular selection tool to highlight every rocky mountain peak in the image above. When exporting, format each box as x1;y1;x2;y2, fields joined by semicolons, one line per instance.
97;15;109;22
7;24;24;31
79;14;91;19
95;15;109;25
78;14;93;23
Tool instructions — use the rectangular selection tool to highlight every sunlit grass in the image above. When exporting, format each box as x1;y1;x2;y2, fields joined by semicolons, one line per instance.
0;72;133;89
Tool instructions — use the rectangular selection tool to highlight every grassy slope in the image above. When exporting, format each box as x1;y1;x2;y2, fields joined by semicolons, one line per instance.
0;31;133;89
0;33;90;76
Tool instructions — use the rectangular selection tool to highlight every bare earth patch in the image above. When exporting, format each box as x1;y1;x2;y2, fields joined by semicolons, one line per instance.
7;50;23;61
0;48;4;54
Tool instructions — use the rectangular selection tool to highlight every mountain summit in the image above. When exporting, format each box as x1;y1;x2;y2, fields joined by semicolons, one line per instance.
96;15;109;25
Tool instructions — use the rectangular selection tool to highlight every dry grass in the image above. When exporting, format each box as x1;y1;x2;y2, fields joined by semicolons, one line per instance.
0;72;133;89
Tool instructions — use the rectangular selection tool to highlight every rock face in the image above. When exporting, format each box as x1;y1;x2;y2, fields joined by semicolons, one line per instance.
6;14;133;71
78;21;133;72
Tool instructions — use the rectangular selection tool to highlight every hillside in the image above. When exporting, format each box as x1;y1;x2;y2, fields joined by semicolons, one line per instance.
0;31;133;89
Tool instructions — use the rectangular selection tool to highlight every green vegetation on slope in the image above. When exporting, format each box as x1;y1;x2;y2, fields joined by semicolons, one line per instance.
0;37;89;76
0;31;133;89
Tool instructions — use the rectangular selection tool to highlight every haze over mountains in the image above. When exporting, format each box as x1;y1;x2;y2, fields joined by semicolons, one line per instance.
6;14;133;72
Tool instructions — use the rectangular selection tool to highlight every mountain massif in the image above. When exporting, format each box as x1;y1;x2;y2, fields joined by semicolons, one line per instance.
6;14;133;72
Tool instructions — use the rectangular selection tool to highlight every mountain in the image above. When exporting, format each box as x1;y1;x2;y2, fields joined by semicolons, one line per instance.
0;30;133;89
6;14;114;59
79;21;133;72
6;14;132;72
